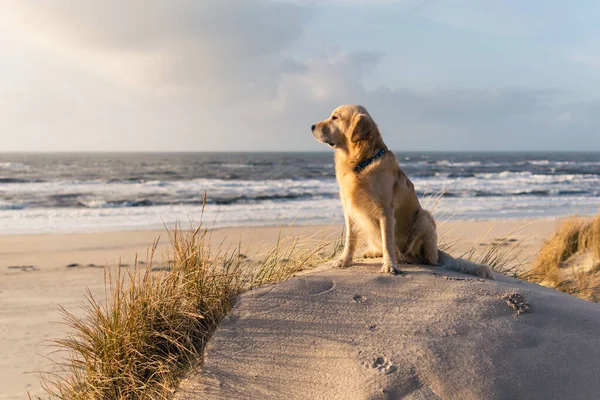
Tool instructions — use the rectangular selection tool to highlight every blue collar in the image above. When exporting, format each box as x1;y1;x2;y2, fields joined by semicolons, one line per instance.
353;148;387;173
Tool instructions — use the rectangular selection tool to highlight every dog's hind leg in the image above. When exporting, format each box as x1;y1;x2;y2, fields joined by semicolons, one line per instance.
362;237;383;258
422;231;439;265
404;209;438;265
363;249;383;258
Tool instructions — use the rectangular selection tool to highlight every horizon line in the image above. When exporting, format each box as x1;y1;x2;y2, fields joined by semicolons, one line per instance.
1;149;600;154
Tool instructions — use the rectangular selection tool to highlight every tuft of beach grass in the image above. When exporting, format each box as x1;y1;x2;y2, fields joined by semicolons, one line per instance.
529;213;600;301
424;189;530;278
40;222;341;399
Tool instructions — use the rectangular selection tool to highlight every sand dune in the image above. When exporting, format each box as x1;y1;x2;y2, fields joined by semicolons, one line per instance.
0;219;558;399
176;261;600;400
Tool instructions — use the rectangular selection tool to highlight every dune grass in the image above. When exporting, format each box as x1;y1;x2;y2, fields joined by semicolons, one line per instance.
425;189;530;277
41;223;342;399
530;213;600;301
442;210;600;301
459;225;530;278
434;199;600;303
459;211;600;302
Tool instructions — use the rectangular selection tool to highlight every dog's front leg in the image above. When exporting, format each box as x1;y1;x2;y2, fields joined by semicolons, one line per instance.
334;212;357;268
379;208;402;274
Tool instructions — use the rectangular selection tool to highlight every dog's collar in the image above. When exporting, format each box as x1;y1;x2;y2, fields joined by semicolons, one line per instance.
353;148;387;173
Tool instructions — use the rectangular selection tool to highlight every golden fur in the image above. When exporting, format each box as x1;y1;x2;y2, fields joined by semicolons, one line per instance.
311;104;494;279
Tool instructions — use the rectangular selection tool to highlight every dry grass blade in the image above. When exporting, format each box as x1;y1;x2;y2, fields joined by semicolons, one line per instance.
432;195;600;303
530;213;600;301
424;187;530;278
41;221;341;399
251;226;343;287
460;224;530;278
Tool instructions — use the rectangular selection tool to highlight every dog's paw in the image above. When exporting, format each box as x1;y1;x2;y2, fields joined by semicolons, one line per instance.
380;262;402;275
333;258;352;269
363;249;383;258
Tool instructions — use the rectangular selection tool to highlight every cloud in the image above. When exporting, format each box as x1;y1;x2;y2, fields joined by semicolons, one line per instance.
256;52;598;150
3;1;312;102
0;0;599;151
572;54;600;72
414;0;589;37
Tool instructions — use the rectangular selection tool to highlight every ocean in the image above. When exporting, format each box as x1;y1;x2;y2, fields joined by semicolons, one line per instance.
1;152;599;234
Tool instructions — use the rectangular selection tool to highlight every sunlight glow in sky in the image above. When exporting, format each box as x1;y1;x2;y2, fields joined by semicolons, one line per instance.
1;0;600;151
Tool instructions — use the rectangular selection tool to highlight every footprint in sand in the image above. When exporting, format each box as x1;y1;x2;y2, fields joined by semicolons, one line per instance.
7;265;37;272
367;357;397;374
353;294;367;303
287;277;335;296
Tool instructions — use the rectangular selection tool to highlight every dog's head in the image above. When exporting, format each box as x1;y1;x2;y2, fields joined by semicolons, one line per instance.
311;104;378;151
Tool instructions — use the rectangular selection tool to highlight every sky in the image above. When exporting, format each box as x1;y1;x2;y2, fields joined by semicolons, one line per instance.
1;0;600;152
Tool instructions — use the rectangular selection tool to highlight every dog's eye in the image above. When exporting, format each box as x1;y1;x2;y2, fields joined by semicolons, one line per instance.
331;115;338;120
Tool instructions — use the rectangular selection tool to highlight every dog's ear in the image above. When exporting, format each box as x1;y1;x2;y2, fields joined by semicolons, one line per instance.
349;113;375;143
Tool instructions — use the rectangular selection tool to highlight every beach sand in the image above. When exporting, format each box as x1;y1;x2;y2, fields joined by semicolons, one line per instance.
176;259;600;399
0;219;558;399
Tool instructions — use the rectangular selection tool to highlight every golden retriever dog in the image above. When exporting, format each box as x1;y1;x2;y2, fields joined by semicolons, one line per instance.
311;104;494;279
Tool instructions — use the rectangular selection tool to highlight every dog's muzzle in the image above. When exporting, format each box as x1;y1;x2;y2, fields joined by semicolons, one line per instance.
311;124;335;147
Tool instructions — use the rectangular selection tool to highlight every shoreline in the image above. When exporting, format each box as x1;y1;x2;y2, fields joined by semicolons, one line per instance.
0;213;572;237
0;218;561;399
0;217;561;272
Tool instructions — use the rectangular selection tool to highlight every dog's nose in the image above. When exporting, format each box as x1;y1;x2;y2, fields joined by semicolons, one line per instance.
311;124;316;131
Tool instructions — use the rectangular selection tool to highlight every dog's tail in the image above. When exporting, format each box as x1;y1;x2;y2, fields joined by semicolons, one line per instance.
437;249;495;280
